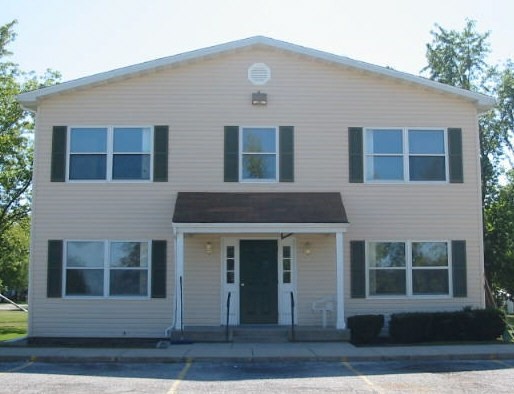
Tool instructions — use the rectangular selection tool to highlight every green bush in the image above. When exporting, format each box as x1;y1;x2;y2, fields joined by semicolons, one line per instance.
389;313;432;343
389;308;506;343
347;314;384;345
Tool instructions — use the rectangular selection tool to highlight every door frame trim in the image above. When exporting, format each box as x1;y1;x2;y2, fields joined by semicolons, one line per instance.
220;236;297;326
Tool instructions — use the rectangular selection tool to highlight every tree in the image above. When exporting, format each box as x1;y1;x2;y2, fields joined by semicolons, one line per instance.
484;171;514;296
422;20;514;297
0;20;60;293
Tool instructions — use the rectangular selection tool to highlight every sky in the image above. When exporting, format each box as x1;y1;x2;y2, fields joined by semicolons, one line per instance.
1;0;513;82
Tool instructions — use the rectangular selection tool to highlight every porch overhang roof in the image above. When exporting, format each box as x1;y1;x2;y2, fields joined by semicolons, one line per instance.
172;192;349;234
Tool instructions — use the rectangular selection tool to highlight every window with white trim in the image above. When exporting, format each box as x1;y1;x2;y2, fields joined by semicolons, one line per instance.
68;127;152;181
365;128;447;182
240;127;278;181
282;245;292;284
368;241;449;297
65;241;150;297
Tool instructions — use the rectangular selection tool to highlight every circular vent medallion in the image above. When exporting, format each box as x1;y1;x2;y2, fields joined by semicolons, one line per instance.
248;63;271;85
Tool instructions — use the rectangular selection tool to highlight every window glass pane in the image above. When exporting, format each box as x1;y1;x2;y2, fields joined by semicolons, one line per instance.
112;154;151;180
66;269;104;296
412;242;448;267
409;156;446;181
412;269;449;295
283;272;291;284
114;128;151;153
69;155;107;180
283;246;291;258
227;272;234;284
369;270;406;295
110;242;148;268
366;156;403;180
409;130;445;154
242;154;276;179
112;242;147;268
242;128;276;153
67;242;104;267
227;259;234;271
227;246;234;259
70;128;107;152
110;270;148;296
283;259;291;271
366;130;403;154
368;242;406;268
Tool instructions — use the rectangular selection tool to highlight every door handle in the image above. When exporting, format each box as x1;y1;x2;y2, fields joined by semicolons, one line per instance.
240;283;245;287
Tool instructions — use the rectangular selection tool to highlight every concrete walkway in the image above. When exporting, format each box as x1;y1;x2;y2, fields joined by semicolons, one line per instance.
1;340;514;363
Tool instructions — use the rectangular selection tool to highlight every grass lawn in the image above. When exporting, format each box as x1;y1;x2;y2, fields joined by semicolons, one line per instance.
0;310;28;341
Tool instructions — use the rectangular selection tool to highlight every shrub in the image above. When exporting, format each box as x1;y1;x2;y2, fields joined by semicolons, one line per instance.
389;308;506;343
389;313;432;343
467;308;506;340
347;314;384;345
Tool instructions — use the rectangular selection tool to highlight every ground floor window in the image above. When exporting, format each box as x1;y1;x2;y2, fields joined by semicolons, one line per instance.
368;241;449;297
65;240;150;297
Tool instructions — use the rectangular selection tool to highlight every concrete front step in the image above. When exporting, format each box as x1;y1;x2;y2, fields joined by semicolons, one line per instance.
232;327;289;343
171;326;350;343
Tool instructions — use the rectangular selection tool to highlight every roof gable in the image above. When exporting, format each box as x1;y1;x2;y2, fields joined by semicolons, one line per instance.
18;36;495;112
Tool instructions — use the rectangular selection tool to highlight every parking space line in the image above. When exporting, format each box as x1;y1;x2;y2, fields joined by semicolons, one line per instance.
167;358;192;394
342;360;383;393
0;361;33;373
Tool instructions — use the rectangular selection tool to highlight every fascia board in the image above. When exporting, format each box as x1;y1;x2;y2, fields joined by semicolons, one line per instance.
172;221;350;234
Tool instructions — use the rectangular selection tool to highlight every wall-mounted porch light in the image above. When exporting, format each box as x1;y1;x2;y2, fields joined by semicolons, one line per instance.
303;242;312;256
205;241;213;255
252;91;267;105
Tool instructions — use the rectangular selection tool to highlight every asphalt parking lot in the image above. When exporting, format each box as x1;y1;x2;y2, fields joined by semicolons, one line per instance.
1;359;514;393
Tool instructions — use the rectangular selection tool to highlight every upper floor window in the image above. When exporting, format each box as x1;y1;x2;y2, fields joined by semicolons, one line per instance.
224;126;294;183
365;128;447;182
240;127;278;181
68;126;152;181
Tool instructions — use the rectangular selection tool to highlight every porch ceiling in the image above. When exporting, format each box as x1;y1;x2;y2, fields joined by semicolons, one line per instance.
172;192;349;225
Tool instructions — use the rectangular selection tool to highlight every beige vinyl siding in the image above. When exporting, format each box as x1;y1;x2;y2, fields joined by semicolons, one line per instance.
183;236;221;326
29;46;484;335
296;235;337;326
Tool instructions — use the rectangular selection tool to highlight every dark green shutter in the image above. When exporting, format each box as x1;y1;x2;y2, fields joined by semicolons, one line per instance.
448;128;463;183
349;127;364;183
224;126;239;182
51;126;67;182
47;240;63;298
151;240;167;298
153;126;169;182
350;241;366;298
279;126;294;182
452;240;467;297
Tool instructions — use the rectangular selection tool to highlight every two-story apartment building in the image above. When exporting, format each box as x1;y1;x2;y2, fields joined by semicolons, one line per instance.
18;36;494;340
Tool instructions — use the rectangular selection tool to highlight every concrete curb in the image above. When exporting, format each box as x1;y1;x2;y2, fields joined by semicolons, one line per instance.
1;350;514;363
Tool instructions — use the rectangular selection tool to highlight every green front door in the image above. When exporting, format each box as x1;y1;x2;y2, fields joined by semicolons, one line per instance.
239;240;278;324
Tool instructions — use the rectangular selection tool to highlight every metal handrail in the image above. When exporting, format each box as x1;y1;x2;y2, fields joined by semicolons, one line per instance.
290;291;295;341
225;292;231;341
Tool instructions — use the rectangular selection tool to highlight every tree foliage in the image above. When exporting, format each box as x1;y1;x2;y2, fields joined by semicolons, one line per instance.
422;20;514;296
0;20;60;293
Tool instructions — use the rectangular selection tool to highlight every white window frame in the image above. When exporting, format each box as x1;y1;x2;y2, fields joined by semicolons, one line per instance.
67;126;153;183
63;240;151;299
364;127;448;184
366;240;452;299
239;126;279;183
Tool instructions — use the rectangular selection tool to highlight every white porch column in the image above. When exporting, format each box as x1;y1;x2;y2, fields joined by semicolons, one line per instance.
336;232;346;329
174;231;184;330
